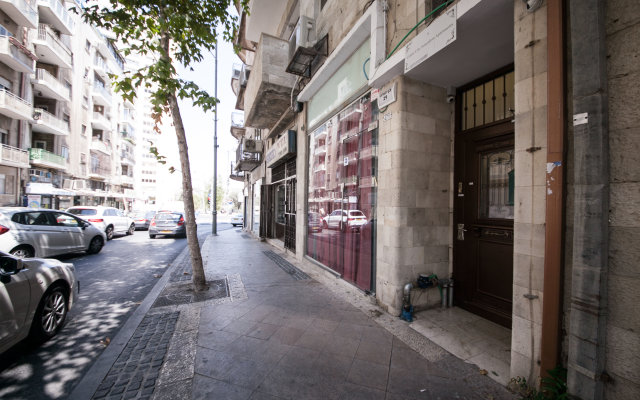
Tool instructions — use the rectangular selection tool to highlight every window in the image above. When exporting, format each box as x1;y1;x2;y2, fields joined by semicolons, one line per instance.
0;76;11;91
0;129;7;145
85;40;91;53
81;124;87;136
53;212;82;227
34;140;47;149
61;146;69;159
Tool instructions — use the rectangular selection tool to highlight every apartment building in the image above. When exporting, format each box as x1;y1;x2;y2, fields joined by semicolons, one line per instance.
231;1;640;398
0;0;138;210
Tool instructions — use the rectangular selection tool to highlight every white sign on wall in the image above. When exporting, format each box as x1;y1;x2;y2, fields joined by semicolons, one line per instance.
377;83;397;108
404;6;457;73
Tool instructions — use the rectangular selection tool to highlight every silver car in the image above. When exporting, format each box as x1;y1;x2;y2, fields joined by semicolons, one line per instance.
66;206;135;240
0;253;78;353
0;208;107;258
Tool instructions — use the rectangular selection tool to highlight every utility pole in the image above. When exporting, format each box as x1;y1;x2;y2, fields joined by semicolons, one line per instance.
212;35;218;235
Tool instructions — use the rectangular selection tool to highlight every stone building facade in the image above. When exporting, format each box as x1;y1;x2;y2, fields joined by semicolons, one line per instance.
230;1;640;398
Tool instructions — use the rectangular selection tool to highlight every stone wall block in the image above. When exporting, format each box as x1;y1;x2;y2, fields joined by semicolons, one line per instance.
609;182;640;226
606;23;640;77
606;0;640;35
609;128;640;183
511;314;541;360
513;253;545;292
605;325;640;384
609;226;640;278
512;284;543;324
609;71;640;131
570;266;606;307
607;274;640;333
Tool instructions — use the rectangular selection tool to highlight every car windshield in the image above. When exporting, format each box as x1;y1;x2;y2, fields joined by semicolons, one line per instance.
156;213;181;222
349;211;365;217
67;208;97;216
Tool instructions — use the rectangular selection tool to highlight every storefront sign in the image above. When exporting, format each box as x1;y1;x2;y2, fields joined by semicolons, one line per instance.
377;83;396;108
27;195;41;208
266;129;297;168
404;6;457;73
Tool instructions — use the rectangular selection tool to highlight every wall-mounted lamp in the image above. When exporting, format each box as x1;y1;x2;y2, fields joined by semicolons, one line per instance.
522;0;543;12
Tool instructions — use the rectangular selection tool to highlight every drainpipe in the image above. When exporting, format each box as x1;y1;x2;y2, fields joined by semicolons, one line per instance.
539;0;565;378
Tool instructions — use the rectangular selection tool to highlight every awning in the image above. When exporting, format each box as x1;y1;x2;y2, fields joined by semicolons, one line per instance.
25;182;75;196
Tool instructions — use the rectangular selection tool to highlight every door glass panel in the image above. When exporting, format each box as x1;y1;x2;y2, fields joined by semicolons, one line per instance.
275;184;285;224
479;149;514;219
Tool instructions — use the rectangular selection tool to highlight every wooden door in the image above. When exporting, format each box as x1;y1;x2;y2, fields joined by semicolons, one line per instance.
453;122;514;328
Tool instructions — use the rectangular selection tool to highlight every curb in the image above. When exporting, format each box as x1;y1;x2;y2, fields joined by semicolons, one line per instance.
68;241;195;400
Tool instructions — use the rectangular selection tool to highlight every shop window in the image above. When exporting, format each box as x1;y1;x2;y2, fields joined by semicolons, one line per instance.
306;92;378;291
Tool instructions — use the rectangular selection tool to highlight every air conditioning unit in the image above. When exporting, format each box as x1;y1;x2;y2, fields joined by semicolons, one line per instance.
287;16;317;76
239;65;251;87
63;179;74;189
243;138;263;153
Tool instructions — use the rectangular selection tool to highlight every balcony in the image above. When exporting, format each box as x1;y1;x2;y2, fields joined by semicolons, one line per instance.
120;174;134;186
91;111;111;131
0;0;38;29
28;147;66;170
32;108;69;135
313;144;327;156
32;68;70;102
235;142;261;172
120;150;135;165
32;24;72;69
0;144;29;168
37;0;74;35
93;55;110;80
0;35;35;74
230;111;245;140
121;124;135;143
92;83;112;106
0;88;33;120
90;138;111;155
243;34;296;128
229;163;244;182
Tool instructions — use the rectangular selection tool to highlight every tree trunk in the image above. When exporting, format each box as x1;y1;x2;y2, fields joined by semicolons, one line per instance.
167;94;208;291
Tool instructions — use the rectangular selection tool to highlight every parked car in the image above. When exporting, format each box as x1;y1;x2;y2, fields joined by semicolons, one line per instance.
308;212;323;233
0;252;78;353
148;211;187;239
0;208;106;258
322;209;368;231
67;206;135;240
230;213;243;227
130;211;156;230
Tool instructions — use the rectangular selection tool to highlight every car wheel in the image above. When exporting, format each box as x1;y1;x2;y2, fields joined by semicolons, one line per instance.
87;236;104;254
10;245;34;258
105;225;114;240
149;234;156;239
127;223;135;235
30;285;68;342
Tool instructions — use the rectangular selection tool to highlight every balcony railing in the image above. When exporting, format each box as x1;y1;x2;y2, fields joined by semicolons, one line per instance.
33;68;70;102
33;24;72;68
92;83;112;105
28;147;66;169
0;143;29;167
0;0;38;29
230;111;245;140
0;88;33;120
37;0;75;35
313;144;327;155
229;162;244;182
90;138;111;155
235;142;261;171
0;34;35;74
33;108;69;135
120;150;135;163
93;55;109;77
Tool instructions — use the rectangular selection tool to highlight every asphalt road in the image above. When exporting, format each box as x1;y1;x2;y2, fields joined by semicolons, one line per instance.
0;220;233;400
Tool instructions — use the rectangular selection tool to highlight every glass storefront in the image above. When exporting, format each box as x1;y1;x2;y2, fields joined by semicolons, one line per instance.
306;93;377;291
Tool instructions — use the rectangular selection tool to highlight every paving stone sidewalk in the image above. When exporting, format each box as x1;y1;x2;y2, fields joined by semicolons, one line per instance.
141;229;517;400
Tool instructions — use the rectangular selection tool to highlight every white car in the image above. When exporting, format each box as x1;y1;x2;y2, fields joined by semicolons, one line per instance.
1;252;78;353
322;209;368;231
0;208;107;258
230;213;243;227
67;206;135;240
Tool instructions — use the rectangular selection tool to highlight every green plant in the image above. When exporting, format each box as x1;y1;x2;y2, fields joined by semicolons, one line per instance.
509;366;568;400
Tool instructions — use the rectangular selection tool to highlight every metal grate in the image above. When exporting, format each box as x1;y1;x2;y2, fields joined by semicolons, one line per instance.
460;70;514;131
263;251;309;280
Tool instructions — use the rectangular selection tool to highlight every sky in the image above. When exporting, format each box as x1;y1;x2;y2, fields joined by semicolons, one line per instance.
159;8;245;199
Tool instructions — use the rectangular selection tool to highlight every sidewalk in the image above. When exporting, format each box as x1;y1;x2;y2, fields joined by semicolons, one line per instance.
74;228;516;400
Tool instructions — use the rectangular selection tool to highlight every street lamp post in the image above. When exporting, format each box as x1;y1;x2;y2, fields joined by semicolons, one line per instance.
212;35;218;235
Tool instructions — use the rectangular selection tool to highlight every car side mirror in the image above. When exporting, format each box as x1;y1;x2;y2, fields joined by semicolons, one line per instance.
0;256;23;279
